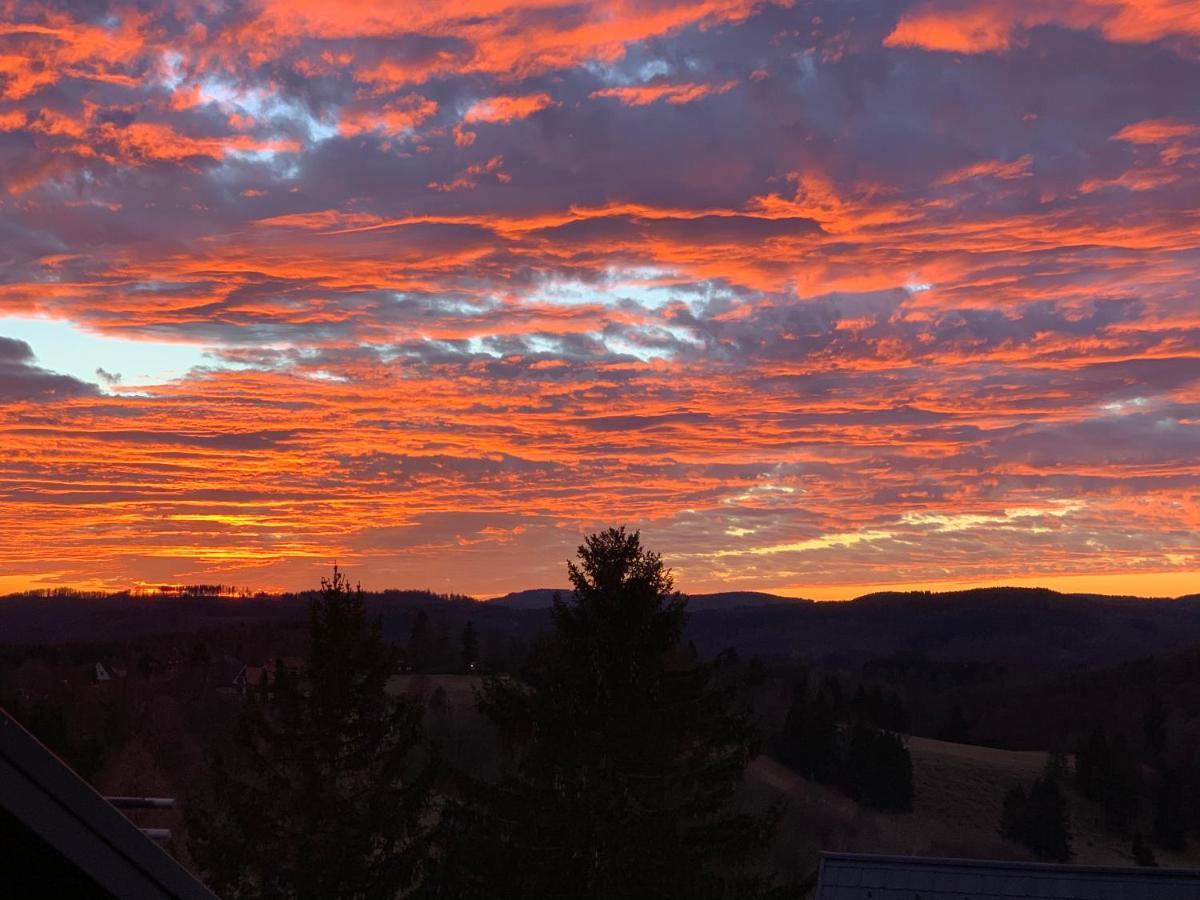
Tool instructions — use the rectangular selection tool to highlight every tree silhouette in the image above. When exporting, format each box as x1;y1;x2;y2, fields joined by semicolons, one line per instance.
999;759;1072;862
1155;767;1188;851
777;674;840;782
1132;832;1158;867
1000;784;1028;845
944;704;971;743
776;673;912;812
408;609;432;673
429;527;776;899
841;723;914;813
188;567;435;899
1074;727;1109;801
460;621;480;672
1102;735;1139;832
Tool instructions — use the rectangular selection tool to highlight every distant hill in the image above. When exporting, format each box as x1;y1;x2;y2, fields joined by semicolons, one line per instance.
486;588;566;609
688;591;810;610
684;587;1200;671
486;588;806;610
482;586;1200;673
3;585;1199;675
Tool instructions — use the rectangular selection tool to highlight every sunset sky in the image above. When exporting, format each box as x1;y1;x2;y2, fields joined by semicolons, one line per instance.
1;0;1198;598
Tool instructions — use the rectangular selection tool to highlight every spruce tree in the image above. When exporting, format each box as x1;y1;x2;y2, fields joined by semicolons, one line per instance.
430;527;776;899
188;567;435;899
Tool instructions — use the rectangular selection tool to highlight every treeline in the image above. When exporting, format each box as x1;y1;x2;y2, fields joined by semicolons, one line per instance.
852;642;1200;864
1004;653;1200;861
12;587;116;600
402;610;505;674
1000;756;1073;862
772;672;913;813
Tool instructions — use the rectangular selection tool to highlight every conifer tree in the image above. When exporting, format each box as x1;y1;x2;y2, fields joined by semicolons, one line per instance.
945;704;970;743
408;609;432;673
999;760;1072;862
1155;767;1188;851
1132;832;1158;867
1026;775;1073;862
429;527;776;900
460;621;480;672
1000;784;1028;843
188;567;435;899
1074;727;1109;800
1102;735;1139;832
841;723;914;813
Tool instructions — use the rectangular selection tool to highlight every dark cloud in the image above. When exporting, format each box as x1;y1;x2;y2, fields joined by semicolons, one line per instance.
0;337;99;401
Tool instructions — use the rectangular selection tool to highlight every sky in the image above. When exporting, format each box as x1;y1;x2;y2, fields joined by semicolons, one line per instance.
0;0;1198;599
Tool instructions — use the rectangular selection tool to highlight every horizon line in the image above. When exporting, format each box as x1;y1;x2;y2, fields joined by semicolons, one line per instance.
4;570;1196;604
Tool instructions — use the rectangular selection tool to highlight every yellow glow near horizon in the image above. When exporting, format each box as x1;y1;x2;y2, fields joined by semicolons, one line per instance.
769;570;1200;601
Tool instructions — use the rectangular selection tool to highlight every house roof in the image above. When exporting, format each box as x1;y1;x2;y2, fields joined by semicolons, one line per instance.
0;707;216;899
815;852;1200;900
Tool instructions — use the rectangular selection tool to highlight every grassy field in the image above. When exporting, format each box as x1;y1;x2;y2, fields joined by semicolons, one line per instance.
387;673;483;706
747;734;1200;886
387;676;1200;877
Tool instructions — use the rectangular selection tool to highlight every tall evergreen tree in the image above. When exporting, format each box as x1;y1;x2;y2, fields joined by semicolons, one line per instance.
429;527;776;899
188;567;435;899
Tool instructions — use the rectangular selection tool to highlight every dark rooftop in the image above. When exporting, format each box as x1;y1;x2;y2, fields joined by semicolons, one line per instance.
815;852;1200;900
0;707;216;899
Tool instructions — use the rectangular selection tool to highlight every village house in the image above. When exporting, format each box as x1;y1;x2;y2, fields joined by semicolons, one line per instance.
231;656;305;697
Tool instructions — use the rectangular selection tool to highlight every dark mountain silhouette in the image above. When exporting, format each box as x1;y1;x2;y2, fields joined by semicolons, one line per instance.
684;587;1200;671
485;588;565;609
3;585;1199;675
486;588;807;610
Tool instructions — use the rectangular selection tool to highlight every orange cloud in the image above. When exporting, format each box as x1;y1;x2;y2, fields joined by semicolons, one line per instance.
589;80;737;106
1112;118;1200;144
463;92;556;124
101;123;300;165
884;1;1200;54
339;94;439;136
0;12;147;99
935;155;1033;185
236;0;777;85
